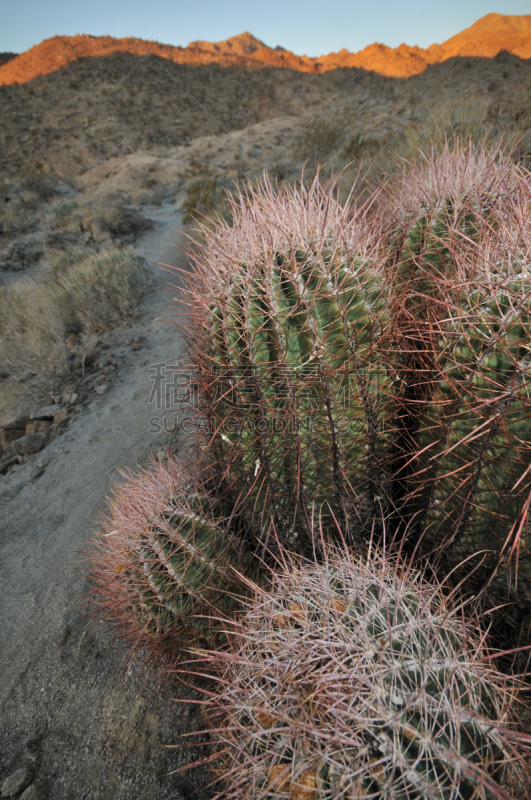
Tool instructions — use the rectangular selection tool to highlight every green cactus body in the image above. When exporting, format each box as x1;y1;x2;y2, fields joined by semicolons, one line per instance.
408;281;531;597
133;494;245;646
91;460;253;656
205;246;393;549
383;148;531;620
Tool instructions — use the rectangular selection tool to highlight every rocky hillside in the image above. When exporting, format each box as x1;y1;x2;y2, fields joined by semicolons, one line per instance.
0;13;530;86
1;45;529;183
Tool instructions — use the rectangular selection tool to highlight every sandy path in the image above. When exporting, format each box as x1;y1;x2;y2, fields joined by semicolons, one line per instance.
0;205;211;800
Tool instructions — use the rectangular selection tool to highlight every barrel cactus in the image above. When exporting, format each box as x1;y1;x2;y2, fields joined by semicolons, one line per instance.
183;176;395;553
382;143;531;625
194;542;531;799
89;457;253;661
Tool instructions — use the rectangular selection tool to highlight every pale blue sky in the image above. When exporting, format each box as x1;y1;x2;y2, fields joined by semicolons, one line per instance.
1;1;530;57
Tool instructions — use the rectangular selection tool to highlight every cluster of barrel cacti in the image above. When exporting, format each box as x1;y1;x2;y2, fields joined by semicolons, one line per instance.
89;140;531;799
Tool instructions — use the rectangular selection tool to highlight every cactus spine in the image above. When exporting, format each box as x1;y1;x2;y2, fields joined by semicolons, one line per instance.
184;177;394;552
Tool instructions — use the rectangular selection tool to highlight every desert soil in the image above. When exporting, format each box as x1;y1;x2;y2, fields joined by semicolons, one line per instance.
0;205;212;800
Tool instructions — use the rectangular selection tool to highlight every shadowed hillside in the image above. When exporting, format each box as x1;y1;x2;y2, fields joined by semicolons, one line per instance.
1;45;529;181
0;13;530;86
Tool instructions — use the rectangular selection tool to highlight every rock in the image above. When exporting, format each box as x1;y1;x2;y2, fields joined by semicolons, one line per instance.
3;433;45;458
53;395;62;405
62;386;77;404
94;384;108;395
16;370;33;383
53;408;69;425
0;455;19;475
1;767;31;797
35;459;48;469
70;393;79;405
102;364;116;375
25;420;51;436
30;404;61;420
20;784;44;800
0;413;29;446
99;358;111;368
27;467;45;483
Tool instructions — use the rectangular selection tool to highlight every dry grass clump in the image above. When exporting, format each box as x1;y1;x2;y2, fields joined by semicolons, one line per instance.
53;244;150;332
183;177;223;225
0;194;39;237
0;244;149;391
48;196;78;220
332;91;531;194
48;193;152;237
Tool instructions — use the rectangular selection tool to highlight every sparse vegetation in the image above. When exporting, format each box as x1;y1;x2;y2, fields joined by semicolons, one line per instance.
183;176;222;224
293;116;344;162
3;22;531;800
0;244;149;416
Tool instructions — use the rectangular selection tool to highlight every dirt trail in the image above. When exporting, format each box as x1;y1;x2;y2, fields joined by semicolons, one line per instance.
0;205;211;800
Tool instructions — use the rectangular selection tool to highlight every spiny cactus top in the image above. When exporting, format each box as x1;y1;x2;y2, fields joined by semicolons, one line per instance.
183;176;395;552
381;143;531;621
193;542;531;800
89;457;252;661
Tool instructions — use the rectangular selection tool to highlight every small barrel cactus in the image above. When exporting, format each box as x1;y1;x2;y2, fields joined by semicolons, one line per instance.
182;176;395;552
196;543;531;799
89;457;253;661
382;143;531;626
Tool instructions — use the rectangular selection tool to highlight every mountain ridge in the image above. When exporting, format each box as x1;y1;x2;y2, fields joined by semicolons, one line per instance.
1;12;530;85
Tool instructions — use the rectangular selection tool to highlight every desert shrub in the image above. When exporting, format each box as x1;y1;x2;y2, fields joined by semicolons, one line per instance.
0;245;149;381
0;196;38;236
341;131;379;161
54;244;150;333
0;276;65;368
183;177;222;224
76;194;151;237
49;197;78;220
293;117;344;162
